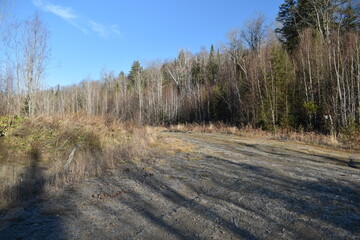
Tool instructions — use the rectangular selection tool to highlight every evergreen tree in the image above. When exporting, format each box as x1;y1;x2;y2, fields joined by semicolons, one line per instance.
276;0;316;49
276;0;302;50
128;61;143;87
207;44;219;83
340;0;360;31
270;45;294;127
277;0;359;49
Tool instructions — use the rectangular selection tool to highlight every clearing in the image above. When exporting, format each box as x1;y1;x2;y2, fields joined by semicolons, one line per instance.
0;131;359;239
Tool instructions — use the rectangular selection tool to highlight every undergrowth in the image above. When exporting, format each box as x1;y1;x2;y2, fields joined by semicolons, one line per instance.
167;122;358;149
0;114;156;209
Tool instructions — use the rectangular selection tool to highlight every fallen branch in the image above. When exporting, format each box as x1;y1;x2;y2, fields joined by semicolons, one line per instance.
64;146;78;171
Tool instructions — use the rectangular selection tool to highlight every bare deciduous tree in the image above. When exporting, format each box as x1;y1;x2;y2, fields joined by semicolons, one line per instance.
23;13;50;116
241;14;266;52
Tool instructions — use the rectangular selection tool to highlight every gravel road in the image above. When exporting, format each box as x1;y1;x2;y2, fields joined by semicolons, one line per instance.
1;132;359;239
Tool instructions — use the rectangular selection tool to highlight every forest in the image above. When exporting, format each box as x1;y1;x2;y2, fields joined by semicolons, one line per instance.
1;0;360;137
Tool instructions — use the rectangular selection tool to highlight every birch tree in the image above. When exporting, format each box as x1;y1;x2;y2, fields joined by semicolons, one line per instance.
23;13;50;116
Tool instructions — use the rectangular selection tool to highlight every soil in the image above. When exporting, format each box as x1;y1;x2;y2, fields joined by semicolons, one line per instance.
1;132;359;240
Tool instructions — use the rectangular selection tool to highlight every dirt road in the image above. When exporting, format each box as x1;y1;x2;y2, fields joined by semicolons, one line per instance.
1;132;360;239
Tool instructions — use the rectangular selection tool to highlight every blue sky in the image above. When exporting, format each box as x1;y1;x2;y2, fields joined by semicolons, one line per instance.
13;0;284;87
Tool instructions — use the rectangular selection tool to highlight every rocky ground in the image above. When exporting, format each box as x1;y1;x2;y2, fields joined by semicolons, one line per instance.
0;132;359;239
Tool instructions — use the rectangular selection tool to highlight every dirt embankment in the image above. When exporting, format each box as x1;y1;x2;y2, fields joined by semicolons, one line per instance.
1;132;359;239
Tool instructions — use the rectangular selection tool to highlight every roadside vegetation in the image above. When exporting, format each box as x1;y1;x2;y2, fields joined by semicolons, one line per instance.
0;114;157;209
167;122;360;149
1;1;360;141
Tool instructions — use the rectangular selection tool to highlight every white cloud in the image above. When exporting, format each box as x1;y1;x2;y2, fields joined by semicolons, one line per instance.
88;22;122;38
33;0;77;20
89;20;107;38
33;0;121;39
110;25;121;36
44;5;77;20
32;0;42;7
69;20;89;34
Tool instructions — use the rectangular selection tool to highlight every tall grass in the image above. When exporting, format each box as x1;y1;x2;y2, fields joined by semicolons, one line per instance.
0;114;156;209
167;123;349;148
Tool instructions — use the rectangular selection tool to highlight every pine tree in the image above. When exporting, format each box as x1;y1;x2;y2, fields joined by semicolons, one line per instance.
207;44;219;83
270;45;294;127
128;61;143;87
276;0;302;50
277;0;359;49
340;0;360;31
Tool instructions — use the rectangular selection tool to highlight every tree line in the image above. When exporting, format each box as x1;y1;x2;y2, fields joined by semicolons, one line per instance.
0;0;359;135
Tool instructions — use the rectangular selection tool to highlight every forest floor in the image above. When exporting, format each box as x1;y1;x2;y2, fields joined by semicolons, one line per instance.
0;131;359;239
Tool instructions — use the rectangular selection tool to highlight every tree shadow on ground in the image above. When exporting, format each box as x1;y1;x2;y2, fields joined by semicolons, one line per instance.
0;149;66;240
191;154;360;237
92;148;359;239
236;141;357;168
0;138;358;239
115;164;260;240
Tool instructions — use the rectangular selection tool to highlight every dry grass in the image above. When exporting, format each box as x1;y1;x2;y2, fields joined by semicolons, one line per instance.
277;129;340;147
1;118;356;209
0;114;157;209
167;123;353;149
168;122;270;137
168;122;240;135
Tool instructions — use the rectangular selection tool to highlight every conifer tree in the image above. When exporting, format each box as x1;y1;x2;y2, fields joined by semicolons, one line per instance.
207;44;219;83
128;61;143;87
276;0;301;50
